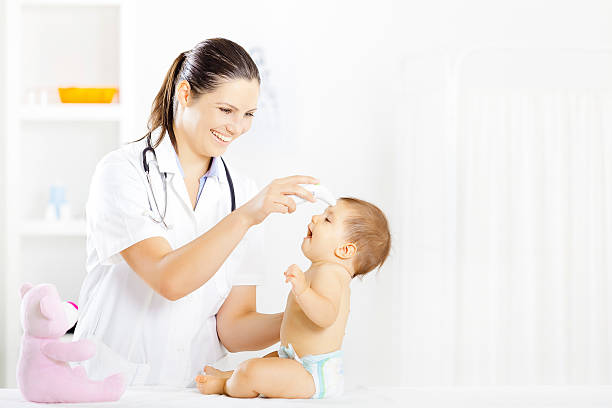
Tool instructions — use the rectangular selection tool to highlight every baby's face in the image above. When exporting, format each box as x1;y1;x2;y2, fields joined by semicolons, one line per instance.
301;200;352;262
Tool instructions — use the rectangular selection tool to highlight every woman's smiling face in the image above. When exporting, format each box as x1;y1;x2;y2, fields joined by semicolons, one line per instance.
177;78;259;158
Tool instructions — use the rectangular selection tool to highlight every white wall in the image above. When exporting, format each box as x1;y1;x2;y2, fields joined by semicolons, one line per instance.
392;0;612;51
389;0;612;386
0;0;7;389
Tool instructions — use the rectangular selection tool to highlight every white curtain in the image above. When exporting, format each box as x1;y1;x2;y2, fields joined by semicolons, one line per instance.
396;51;612;385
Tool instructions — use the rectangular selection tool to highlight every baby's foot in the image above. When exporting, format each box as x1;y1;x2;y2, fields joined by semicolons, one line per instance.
196;374;226;395
204;365;233;379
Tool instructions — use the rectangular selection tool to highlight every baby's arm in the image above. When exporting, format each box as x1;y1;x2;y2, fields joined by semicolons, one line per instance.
284;264;343;328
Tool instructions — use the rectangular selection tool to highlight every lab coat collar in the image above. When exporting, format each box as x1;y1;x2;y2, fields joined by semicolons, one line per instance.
153;130;227;184
171;148;221;183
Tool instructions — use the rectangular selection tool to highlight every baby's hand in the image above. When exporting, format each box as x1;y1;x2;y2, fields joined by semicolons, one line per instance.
284;264;308;296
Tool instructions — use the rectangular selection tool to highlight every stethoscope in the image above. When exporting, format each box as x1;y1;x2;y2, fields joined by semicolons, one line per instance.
141;134;236;230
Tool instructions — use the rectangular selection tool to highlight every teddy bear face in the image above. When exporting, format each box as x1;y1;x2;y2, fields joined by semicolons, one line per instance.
20;283;78;339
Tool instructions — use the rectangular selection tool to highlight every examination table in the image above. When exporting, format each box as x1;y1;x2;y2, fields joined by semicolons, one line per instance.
2;385;612;407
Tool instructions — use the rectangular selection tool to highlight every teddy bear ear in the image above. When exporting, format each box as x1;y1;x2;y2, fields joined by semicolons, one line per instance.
19;283;34;299
39;295;59;320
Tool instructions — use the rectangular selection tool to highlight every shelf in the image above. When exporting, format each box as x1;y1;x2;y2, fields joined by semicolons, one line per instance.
4;0;127;388
20;104;122;122
21;219;87;237
20;0;121;6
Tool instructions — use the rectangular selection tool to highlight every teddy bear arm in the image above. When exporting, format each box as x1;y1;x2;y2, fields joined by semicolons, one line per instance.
42;339;96;362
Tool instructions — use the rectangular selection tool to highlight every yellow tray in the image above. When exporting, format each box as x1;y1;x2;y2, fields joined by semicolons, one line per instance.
58;87;118;103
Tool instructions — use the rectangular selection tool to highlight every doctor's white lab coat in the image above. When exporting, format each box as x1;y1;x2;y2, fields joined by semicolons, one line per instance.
74;134;264;386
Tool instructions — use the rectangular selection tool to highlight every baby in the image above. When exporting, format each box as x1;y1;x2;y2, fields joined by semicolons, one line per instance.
196;197;391;399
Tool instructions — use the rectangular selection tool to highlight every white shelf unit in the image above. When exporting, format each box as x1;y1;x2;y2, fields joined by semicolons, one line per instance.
21;219;87;237
20;104;123;121
3;0;133;387
21;0;122;5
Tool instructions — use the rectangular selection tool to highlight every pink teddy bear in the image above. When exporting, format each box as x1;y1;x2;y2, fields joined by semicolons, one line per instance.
17;283;126;403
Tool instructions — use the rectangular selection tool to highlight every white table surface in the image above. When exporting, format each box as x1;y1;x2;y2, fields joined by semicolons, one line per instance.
1;385;612;407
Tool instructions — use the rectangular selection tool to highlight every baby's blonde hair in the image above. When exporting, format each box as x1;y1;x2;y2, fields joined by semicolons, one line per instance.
339;197;391;277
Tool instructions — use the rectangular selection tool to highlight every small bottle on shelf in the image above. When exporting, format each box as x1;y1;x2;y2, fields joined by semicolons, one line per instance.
44;184;72;222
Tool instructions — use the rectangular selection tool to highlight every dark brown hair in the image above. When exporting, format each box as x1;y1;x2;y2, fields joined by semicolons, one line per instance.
135;38;260;151
339;197;391;277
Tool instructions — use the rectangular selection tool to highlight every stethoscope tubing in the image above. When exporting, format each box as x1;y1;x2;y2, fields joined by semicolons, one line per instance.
142;134;236;230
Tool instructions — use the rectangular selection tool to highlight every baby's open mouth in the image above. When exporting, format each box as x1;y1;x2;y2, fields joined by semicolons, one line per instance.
306;225;313;238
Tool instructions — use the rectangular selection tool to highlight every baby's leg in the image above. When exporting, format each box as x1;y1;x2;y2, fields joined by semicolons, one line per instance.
200;351;278;380
197;357;315;399
203;366;233;378
226;357;315;398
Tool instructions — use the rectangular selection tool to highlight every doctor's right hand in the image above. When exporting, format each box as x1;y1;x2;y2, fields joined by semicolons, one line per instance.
238;175;319;226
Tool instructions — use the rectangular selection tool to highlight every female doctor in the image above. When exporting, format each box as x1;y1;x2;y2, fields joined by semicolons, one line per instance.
73;38;317;386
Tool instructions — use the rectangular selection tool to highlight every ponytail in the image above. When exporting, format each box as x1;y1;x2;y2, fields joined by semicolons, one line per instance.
141;51;186;151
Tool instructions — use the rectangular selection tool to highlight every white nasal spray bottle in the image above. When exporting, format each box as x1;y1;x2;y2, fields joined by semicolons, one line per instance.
294;184;337;206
